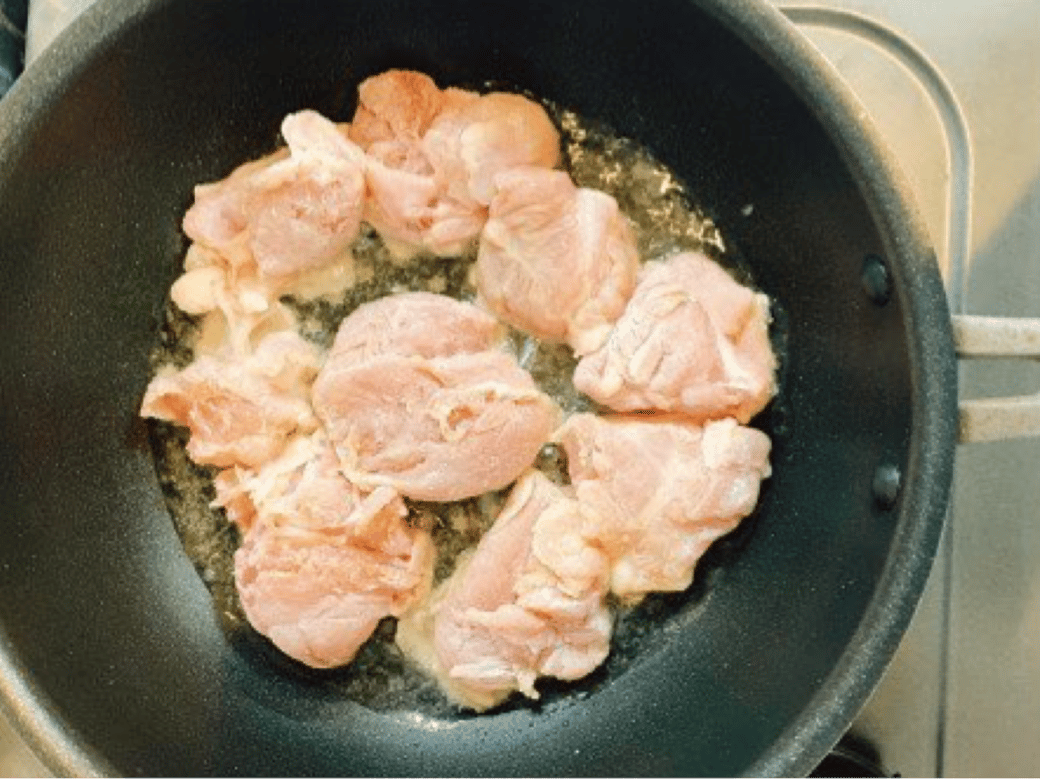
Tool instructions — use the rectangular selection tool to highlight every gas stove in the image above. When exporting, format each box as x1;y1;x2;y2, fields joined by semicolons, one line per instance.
1;2;1038;776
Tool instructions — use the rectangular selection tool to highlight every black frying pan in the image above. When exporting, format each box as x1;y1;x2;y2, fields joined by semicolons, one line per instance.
0;0;957;774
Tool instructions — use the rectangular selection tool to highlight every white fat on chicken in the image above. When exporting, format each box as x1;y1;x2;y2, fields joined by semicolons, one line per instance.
573;251;776;423
140;331;321;468
211;431;358;534
231;435;433;668
396;471;611;711
476;167;640;356
312;293;558;502
349;69;561;258
556;413;772;601
168;243;302;359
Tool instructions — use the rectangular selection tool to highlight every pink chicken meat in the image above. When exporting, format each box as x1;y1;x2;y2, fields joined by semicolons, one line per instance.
557;413;772;601
422;91;562;207
349;70;446;148
231;434;433;668
476;167;640;356
312;293;559;502
399;471;611;710
573;251;776;423
140;331;321;468
349;69;561;257
183;109;366;280
325;290;504;365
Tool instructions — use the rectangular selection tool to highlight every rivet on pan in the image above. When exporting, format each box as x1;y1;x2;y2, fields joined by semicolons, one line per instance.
861;254;891;305
872;464;901;510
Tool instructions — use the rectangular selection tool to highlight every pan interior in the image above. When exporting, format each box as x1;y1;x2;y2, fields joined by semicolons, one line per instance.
144;91;765;719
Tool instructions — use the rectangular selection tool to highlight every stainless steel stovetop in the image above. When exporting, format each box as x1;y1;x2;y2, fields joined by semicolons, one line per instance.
2;1;1038;775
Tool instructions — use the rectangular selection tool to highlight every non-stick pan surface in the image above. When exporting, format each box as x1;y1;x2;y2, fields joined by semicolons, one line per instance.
0;0;957;774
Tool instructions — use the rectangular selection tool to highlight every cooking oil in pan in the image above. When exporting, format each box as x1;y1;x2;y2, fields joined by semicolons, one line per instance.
145;98;774;716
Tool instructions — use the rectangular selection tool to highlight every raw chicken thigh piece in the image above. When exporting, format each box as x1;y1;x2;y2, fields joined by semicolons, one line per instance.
140;331;321;468
215;430;435;668
573;251;776;423
556;413;772;601
423;91;561;206
326;291;504;366
476;167;640;355
313;350;559;502
349;73;484;257
246;111;367;279
234;471;433;669
313;292;558;501
181;149;288;270
183;109;365;280
348;69;447;148
361;140;471;257
399;471;611;711
349;70;561;258
175;111;366;356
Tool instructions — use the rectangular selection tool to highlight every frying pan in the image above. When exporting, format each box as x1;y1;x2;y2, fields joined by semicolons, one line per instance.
0;0;974;774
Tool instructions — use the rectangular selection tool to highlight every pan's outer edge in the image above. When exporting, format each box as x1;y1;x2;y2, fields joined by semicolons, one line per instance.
0;1;157;774
697;1;958;776
0;0;958;776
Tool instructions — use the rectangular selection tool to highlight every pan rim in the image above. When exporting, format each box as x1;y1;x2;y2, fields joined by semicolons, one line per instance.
0;3;169;774
697;0;958;775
